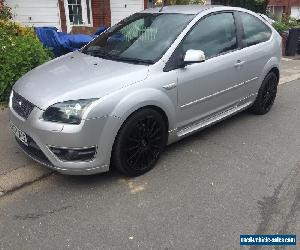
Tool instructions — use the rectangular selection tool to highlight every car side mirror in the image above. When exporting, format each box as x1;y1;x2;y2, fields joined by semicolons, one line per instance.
181;49;206;67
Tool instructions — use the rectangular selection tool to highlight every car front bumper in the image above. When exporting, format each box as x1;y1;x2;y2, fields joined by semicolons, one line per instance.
8;105;120;175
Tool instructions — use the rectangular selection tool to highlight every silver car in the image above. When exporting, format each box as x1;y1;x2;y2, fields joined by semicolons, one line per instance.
9;5;281;176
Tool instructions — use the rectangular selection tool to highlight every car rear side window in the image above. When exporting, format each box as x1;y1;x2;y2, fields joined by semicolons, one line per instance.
181;12;237;59
240;12;272;47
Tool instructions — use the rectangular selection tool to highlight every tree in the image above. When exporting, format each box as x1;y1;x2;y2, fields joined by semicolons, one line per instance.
0;0;12;20
170;0;206;4
228;0;269;14
155;0;206;6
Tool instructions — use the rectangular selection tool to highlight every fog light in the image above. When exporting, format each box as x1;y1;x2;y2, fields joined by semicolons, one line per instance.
50;146;97;162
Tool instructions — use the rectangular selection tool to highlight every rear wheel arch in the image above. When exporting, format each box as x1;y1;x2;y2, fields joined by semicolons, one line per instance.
250;70;278;115
269;67;280;82
259;57;280;85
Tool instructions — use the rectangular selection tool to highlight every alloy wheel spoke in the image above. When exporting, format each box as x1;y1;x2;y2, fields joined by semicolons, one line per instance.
128;136;140;143
127;149;141;164
149;120;158;135
150;128;160;138
127;144;139;152
150;143;161;149
124;115;164;171
269;85;277;94
150;136;162;142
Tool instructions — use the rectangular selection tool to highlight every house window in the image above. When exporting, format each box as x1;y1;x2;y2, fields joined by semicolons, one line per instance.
68;0;83;25
66;0;92;26
86;0;91;24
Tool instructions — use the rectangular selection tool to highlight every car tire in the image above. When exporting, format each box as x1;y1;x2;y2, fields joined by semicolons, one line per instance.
250;72;278;115
112;108;167;177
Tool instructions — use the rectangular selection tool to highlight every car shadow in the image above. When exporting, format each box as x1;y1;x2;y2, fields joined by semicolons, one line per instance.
55;168;125;187
55;110;254;186
165;110;252;152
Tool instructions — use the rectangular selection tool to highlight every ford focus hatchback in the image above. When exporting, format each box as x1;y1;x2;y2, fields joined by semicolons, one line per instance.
9;5;281;176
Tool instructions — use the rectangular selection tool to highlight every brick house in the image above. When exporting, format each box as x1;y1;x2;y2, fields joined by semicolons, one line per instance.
211;0;300;19
268;0;300;19
1;0;154;32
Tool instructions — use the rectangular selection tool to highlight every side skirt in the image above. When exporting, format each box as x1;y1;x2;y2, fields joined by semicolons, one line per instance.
177;98;255;138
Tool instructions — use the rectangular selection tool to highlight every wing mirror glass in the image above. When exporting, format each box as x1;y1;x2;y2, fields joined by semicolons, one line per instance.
181;49;206;67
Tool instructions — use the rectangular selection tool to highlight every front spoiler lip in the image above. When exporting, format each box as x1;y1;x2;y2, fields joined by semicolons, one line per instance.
16;139;109;175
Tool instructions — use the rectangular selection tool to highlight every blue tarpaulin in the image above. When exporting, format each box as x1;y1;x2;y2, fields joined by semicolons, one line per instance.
35;27;106;57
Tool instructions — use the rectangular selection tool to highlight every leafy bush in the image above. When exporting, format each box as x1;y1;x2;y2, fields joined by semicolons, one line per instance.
0;1;12;20
272;17;300;34
0;20;36;38
0;20;52;102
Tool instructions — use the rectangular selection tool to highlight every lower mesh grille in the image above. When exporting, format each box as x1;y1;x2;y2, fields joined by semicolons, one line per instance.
49;146;97;162
12;91;35;119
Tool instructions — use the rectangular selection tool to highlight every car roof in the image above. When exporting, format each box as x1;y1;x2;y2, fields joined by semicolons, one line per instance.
142;4;223;14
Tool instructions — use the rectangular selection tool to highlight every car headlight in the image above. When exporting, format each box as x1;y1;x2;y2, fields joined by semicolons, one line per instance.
43;99;97;124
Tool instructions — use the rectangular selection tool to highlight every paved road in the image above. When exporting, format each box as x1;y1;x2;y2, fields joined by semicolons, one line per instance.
0;111;34;175
0;81;300;250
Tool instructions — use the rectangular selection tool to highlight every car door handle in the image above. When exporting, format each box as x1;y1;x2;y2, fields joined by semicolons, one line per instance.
163;82;177;90
234;60;245;68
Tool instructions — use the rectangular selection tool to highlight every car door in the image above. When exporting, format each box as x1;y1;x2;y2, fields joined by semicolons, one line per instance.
172;12;246;130
235;11;273;95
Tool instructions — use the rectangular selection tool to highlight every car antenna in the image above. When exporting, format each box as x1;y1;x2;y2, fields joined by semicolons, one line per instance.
159;0;164;12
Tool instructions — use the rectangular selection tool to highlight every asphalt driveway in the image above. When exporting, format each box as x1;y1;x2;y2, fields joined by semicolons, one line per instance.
0;80;299;249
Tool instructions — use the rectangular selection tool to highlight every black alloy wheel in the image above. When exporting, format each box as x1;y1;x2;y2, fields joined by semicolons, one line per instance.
250;72;278;115
112;108;167;176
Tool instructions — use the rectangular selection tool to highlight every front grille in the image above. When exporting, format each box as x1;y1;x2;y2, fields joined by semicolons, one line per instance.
16;136;52;167
12;91;35;119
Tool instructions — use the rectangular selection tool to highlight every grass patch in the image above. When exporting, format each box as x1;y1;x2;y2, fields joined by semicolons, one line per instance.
0;101;8;111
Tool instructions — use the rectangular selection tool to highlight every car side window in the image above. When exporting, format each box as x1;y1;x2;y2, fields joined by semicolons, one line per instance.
180;12;237;59
240;12;272;47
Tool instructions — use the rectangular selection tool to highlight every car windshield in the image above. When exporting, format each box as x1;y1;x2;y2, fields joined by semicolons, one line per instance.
82;13;194;64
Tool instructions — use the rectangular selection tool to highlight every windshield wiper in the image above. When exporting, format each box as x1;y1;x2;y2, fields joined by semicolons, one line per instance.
109;56;154;65
83;49;110;59
83;50;154;65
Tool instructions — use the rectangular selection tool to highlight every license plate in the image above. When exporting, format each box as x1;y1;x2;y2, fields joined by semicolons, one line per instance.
10;123;28;146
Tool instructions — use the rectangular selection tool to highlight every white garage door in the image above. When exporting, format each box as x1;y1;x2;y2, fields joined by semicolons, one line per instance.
291;6;300;20
110;0;144;25
6;0;60;29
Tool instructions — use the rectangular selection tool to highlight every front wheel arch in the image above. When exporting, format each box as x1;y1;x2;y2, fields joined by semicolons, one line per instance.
111;107;168;176
111;105;170;155
110;88;177;137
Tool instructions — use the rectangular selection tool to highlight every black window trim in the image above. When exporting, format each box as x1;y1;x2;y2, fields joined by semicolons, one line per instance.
235;11;273;49
164;10;242;72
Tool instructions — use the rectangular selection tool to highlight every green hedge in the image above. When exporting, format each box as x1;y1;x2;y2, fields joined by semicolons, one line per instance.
0;1;12;20
0;20;52;103
272;17;300;34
